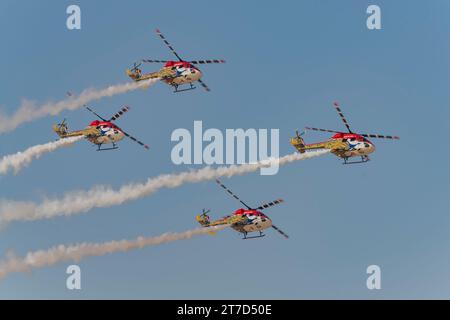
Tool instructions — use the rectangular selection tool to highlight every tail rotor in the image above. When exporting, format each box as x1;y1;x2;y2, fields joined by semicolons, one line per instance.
196;209;211;227
53;119;69;137
290;129;306;153
130;62;142;73
126;62;143;80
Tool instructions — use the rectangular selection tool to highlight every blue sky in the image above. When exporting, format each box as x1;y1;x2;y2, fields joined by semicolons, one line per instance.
0;0;450;299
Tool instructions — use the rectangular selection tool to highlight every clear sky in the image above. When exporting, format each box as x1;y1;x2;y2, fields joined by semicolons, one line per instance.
0;0;449;299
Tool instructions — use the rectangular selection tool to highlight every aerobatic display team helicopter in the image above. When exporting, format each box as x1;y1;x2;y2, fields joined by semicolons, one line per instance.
53;105;150;151
196;179;289;240
290;102;399;164
126;29;225;93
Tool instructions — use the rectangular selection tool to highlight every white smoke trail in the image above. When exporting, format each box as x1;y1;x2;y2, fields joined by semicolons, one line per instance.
0;79;158;134
0;136;84;175
0;150;329;224
0;225;227;280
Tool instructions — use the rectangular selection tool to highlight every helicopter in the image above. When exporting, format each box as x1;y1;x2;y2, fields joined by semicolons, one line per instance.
126;29;225;93
53;105;149;151
290;102;399;164
195;179;289;240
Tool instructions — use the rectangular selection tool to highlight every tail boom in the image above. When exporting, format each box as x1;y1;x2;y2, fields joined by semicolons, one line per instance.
53;124;99;139
290;136;349;154
126;69;162;82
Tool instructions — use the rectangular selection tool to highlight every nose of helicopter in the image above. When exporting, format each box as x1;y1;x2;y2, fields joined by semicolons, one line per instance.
189;67;202;81
260;214;273;226
366;142;376;153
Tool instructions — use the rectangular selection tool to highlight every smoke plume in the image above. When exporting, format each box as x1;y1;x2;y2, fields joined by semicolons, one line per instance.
0;225;227;280
0;150;329;224
0;136;83;175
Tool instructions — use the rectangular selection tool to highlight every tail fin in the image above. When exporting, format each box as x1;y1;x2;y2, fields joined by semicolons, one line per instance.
196;212;217;236
126;69;141;81
290;130;306;153
196;214;210;227
53;121;69;138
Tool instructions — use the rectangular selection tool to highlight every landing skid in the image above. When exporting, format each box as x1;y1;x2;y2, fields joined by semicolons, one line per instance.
343;155;370;165
173;83;196;93
242;231;265;240
96;143;118;151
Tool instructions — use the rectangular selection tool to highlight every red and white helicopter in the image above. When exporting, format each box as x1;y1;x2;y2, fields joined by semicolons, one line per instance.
290;102;400;164
53;105;149;151
196;179;289;240
126;29;225;93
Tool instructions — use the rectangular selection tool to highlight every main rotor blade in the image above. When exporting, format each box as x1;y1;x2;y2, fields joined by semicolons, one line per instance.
215;179;251;210
271;225;289;239
197;79;211;92
361;133;400;140
305;127;341;134
109;106;130;122
142;59;169;63
332;102;352;133
121;129;150;150
85;106;107;121
190;59;226;64
155;29;183;61
256;199;284;211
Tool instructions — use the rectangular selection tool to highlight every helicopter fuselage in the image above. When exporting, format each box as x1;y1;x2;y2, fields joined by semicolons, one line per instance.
160;61;203;85
127;61;203;87
328;133;376;158
86;120;125;146
227;209;273;234
291;132;376;159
